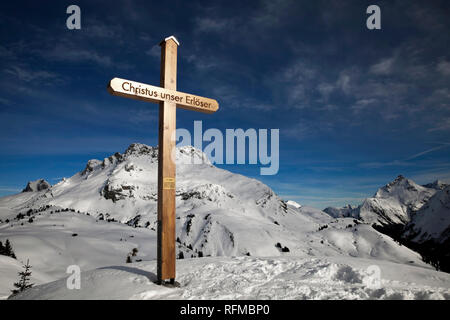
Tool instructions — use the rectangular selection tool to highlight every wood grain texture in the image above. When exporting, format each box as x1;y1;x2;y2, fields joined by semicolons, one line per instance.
157;38;178;283
107;35;218;284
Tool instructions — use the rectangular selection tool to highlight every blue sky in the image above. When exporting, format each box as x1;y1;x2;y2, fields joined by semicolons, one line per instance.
0;0;449;208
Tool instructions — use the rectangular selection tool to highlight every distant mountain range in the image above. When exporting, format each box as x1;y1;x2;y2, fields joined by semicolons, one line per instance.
2;143;423;262
324;175;450;271
0;143;449;298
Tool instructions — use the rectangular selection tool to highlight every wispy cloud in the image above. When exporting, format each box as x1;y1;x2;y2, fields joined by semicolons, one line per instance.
195;17;233;33
210;84;274;111
128;108;158;124
145;45;160;59
82;19;125;41
0;45;13;58
283;119;334;141
405;144;450;160
360;143;450;169
44;45;113;67
4;65;63;83
436;60;450;76
360;160;414;169
0;97;12;106
276;61;319;108
409;168;450;185
369;57;396;75
193;0;297;44
0;135;157;155
428;118;450;132
0;187;21;192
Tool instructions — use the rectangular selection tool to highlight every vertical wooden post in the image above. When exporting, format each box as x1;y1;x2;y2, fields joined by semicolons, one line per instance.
157;37;178;284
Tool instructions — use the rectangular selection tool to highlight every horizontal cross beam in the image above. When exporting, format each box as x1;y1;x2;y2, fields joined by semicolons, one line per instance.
108;77;219;114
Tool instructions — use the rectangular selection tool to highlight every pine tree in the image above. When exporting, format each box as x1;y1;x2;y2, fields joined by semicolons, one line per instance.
11;259;34;295
0;241;4;255
4;239;16;259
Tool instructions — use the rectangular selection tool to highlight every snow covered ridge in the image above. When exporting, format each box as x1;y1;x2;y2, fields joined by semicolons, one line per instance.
404;185;450;243
323;175;450;272
401;185;450;271
423;180;449;191
286;200;301;209
1;144;450;299
22;179;51;193
324;175;440;227
323;205;358;219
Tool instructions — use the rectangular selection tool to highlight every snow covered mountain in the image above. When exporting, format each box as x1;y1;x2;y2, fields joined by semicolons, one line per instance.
323;175;450;273
422;180;449;191
1;144;449;299
405;185;450;244
324;176;437;227
22;179;51;193
401;186;450;271
324;205;359;219
0;143;426;261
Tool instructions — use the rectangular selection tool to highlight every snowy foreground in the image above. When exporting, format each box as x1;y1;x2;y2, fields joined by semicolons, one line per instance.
10;256;450;300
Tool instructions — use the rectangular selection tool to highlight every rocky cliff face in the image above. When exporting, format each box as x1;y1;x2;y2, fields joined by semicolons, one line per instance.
22;179;51;192
401;186;450;271
404;185;450;243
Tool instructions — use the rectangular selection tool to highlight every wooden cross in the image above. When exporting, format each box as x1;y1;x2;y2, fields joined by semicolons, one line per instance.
107;36;219;285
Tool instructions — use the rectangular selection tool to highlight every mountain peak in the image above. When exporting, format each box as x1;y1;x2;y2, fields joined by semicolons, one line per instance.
80;143;212;179
377;175;418;196
286;200;301;208
122;143;210;165
390;175;409;186
355;175;438;226
124;143;158;158
422;180;449;190
22;179;51;192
